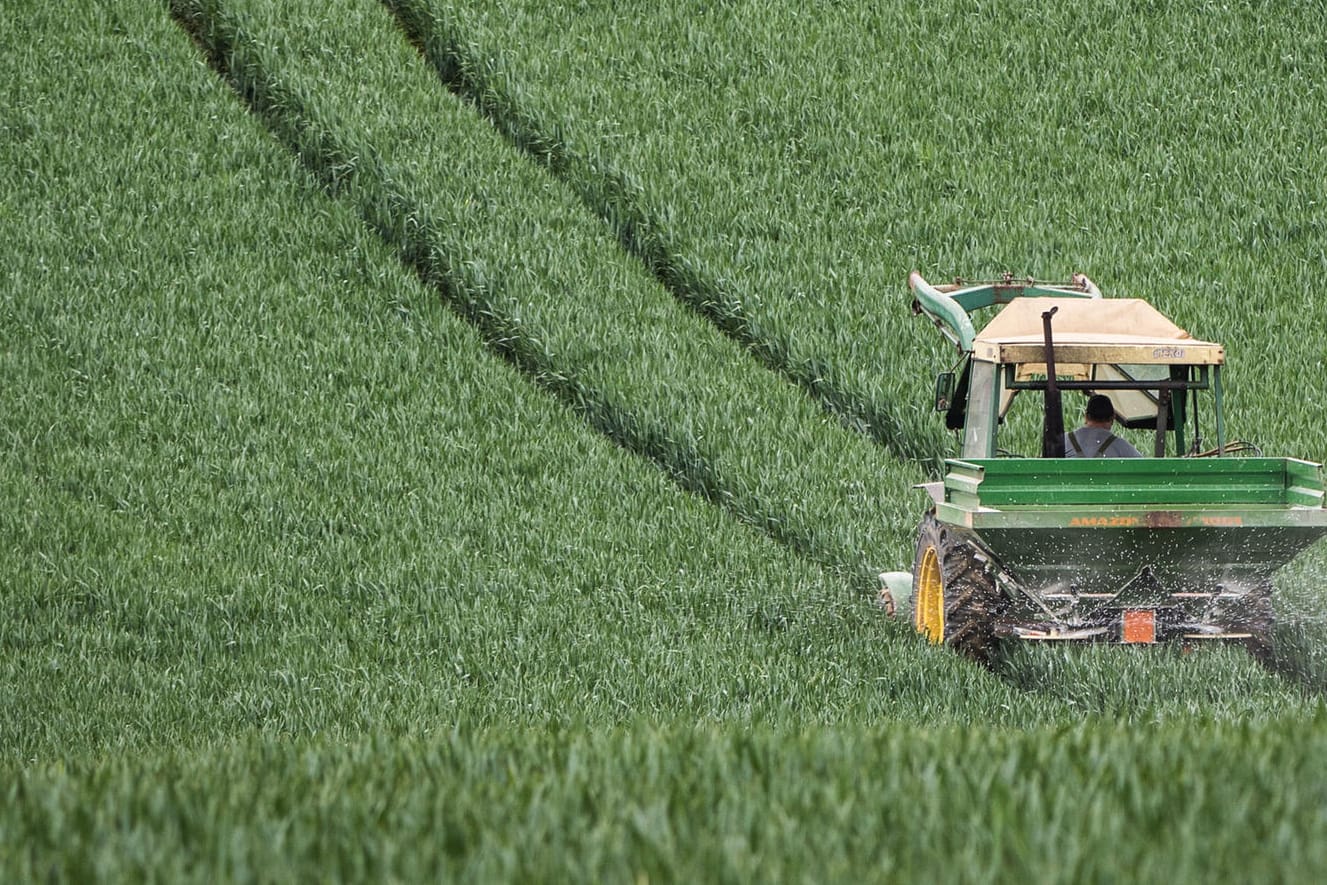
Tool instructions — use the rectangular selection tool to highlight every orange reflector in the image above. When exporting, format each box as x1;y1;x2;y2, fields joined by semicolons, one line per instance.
1122;610;1156;644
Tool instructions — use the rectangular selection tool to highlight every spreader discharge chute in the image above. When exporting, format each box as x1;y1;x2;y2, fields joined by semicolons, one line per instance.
892;272;1327;661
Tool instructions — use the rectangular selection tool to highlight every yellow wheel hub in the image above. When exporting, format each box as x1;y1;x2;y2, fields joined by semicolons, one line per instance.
915;545;944;643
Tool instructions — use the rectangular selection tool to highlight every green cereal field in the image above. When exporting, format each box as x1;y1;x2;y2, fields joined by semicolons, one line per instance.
4;1;1327;880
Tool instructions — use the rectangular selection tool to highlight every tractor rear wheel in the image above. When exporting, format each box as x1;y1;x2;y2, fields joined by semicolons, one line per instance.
912;511;1003;663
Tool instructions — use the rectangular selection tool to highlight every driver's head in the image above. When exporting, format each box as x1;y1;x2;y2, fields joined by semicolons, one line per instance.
1085;394;1116;423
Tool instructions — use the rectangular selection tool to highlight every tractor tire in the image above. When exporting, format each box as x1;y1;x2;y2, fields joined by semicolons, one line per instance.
911;511;1004;663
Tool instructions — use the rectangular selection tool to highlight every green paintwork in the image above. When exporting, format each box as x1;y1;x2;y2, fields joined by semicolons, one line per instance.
912;284;977;351
941;457;1326;509
933;457;1327;602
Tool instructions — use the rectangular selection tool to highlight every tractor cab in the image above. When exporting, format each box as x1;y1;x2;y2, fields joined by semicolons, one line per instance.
913;274;1229;460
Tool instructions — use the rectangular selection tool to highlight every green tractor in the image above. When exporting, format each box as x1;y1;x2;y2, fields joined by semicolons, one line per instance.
887;272;1327;662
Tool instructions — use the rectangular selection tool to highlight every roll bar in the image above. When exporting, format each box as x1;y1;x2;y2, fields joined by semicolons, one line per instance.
909;271;1100;352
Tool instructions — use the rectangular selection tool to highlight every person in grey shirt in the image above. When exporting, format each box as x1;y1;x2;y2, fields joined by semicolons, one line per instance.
1065;394;1142;458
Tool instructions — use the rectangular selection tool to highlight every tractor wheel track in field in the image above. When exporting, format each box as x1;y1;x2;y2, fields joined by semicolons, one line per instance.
381;0;945;469
169;0;875;593
365;4;1325;701
379;0;1327;695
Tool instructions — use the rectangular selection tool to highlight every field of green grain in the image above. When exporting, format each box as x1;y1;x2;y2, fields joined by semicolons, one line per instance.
4;0;1327;880
396;0;1327;463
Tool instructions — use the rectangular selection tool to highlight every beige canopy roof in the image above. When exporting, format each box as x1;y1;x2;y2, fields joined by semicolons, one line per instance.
972;297;1225;365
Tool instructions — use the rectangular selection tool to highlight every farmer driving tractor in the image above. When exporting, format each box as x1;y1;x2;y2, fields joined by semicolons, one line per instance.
1065;394;1141;458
